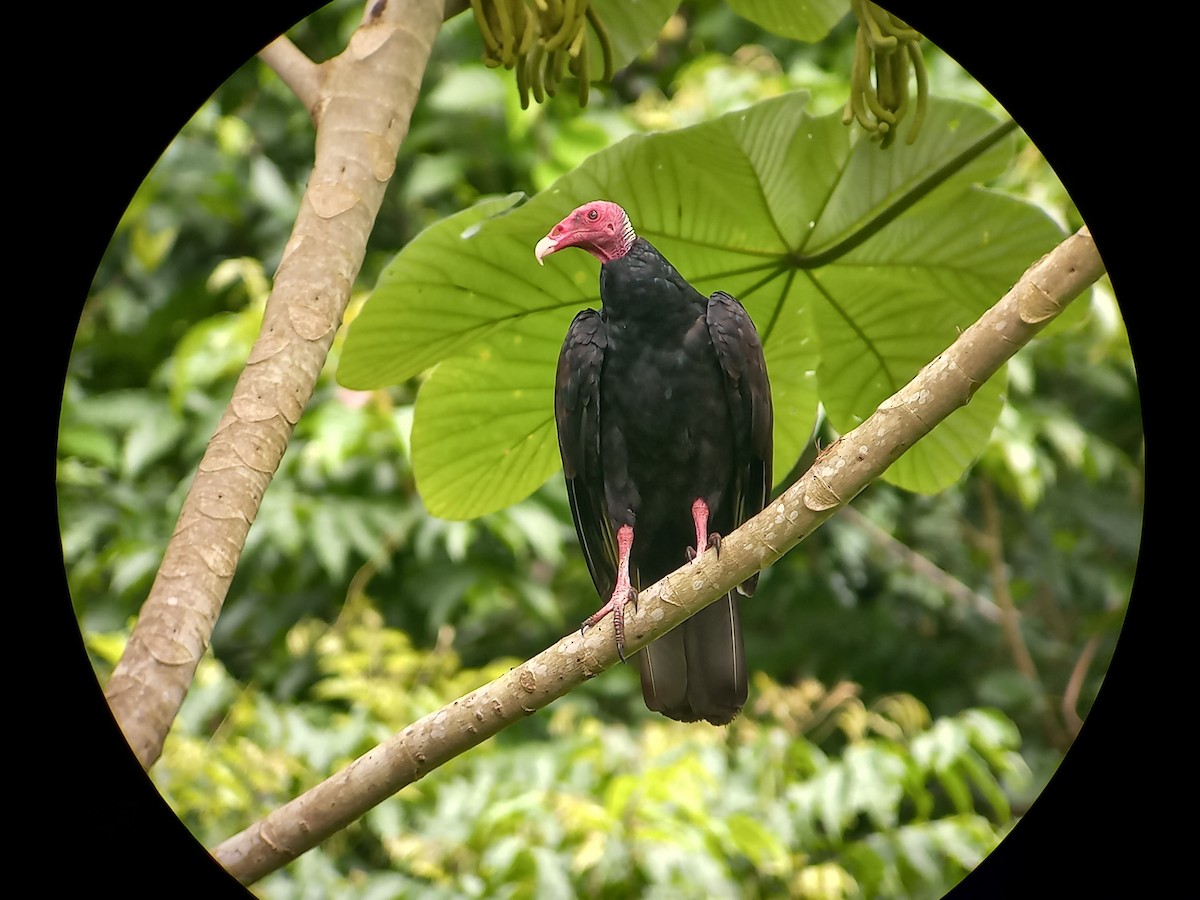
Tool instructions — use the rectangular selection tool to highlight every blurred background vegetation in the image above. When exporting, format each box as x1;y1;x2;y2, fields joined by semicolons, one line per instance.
61;1;1140;896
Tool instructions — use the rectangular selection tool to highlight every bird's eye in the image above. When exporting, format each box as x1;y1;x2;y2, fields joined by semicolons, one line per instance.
586;209;599;221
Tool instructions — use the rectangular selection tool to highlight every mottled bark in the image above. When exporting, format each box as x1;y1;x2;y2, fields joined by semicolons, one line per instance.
104;0;446;770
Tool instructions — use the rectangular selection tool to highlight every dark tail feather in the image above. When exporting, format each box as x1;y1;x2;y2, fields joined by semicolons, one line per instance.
637;592;747;726
682;592;747;725
638;628;688;717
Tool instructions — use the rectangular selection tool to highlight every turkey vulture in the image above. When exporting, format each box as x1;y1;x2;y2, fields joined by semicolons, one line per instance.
536;200;773;725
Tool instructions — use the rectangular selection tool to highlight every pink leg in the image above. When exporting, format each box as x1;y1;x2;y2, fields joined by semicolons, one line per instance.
686;498;722;563
581;524;638;660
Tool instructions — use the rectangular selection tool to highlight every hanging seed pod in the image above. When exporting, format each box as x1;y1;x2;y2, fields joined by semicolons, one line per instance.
843;0;929;147
468;0;613;109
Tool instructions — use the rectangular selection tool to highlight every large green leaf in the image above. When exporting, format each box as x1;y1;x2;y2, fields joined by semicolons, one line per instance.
339;94;1063;519
728;0;849;43
586;0;681;80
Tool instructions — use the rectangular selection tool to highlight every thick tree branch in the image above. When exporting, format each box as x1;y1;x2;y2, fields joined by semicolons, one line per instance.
259;36;322;115
259;0;468;116
103;0;445;771
211;226;1104;884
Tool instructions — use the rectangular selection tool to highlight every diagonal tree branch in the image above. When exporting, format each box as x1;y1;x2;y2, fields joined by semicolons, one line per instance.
211;226;1104;885
838;504;1003;623
103;0;446;771
259;35;322;116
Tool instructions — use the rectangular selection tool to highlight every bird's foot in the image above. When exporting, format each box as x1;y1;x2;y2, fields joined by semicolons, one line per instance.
580;586;638;661
686;531;723;563
687;498;723;563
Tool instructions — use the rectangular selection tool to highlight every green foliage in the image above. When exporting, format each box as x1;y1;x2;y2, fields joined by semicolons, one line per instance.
584;0;692;78
729;0;848;43
131;598;1026;899
64;2;1138;894
339;94;1062;518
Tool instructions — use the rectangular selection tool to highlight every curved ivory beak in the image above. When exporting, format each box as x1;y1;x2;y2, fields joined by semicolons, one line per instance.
534;235;559;266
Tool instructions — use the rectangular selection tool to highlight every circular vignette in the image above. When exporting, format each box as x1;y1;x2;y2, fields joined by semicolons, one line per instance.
45;1;1163;896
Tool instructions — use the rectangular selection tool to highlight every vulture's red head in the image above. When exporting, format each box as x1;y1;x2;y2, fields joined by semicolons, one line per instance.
535;200;636;266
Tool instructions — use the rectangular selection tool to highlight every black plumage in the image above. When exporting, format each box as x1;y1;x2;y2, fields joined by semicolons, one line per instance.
543;202;772;726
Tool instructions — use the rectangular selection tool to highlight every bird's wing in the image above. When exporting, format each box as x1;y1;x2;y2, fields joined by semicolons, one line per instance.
706;291;774;592
555;309;617;599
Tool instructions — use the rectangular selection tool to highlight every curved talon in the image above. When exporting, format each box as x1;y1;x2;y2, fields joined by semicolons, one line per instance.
580;585;638;661
688;532;723;563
